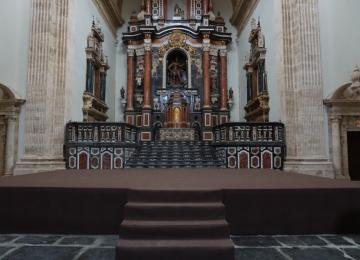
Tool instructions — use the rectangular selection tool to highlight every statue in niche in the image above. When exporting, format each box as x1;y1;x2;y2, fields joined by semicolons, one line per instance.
167;57;187;86
174;4;184;18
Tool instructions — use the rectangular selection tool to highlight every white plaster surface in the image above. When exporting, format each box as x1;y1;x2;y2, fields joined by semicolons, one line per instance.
319;0;360;98
67;0;117;121
236;0;282;122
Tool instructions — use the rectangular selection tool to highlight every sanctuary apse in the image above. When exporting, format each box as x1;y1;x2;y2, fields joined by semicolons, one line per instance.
122;0;232;142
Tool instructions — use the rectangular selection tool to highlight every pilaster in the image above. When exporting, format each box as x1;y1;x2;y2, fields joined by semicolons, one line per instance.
279;0;333;178
14;0;71;175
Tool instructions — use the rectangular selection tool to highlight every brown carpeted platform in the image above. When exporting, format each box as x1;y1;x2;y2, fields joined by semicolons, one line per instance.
0;169;360;235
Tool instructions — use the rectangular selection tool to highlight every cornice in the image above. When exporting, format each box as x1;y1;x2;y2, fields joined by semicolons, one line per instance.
230;0;260;36
92;0;124;36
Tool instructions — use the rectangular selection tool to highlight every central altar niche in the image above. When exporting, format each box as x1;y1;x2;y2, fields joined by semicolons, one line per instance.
166;49;188;88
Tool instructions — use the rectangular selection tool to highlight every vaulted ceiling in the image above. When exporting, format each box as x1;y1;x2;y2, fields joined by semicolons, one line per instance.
95;0;259;35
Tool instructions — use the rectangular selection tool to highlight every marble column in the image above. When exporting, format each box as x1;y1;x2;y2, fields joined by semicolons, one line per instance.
202;38;211;109
330;116;342;177
280;0;333;177
14;0;70;175
4;117;17;176
219;49;228;111
146;0;151;14
126;49;135;111
203;0;209;14
143;36;152;110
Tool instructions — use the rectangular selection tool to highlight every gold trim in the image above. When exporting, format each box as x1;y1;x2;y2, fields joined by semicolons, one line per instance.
158;31;196;61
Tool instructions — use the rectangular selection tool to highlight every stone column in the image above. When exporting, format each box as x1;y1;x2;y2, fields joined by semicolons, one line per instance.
330;116;342;177
143;35;152;110
4;117;17;176
202;37;211;109
14;0;70;175
219;49;228;112
280;0;333;177
126;49;135;111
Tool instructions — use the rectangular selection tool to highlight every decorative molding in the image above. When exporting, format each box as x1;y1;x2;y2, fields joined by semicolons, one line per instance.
230;0;260;35
92;0;124;36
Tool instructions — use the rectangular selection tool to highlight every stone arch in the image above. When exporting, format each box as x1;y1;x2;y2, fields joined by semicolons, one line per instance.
324;66;360;180
0;83;25;176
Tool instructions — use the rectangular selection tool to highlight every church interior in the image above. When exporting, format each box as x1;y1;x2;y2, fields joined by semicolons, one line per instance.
1;0;360;259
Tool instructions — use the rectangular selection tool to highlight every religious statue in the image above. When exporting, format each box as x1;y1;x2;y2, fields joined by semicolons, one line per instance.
174;4;182;16
168;57;187;86
120;87;125;99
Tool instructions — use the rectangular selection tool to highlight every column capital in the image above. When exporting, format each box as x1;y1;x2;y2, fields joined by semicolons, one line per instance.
329;115;342;123
127;48;135;56
219;49;228;57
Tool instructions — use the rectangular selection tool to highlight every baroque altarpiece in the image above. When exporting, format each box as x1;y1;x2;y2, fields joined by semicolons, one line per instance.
122;0;232;141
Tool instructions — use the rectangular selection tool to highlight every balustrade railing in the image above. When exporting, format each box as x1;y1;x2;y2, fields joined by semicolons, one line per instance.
213;122;285;145
65;122;139;145
213;123;286;170
64;122;139;170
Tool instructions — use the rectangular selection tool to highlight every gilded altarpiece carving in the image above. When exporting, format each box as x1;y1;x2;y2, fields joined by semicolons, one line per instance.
122;3;232;141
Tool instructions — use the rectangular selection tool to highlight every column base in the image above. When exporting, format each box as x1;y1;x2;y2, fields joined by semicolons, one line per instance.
284;158;335;179
14;156;65;176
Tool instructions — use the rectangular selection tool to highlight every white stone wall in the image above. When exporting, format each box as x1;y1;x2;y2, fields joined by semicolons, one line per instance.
0;0;31;161
237;0;283;122
67;0;117;121
319;0;360;97
0;0;30;98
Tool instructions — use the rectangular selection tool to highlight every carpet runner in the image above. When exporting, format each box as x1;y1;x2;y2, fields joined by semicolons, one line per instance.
116;189;234;260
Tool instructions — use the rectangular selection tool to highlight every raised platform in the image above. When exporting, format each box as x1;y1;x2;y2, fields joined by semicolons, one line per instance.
0;169;360;235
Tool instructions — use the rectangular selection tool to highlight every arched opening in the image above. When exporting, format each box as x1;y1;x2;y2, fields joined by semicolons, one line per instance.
166;49;188;88
0;83;25;176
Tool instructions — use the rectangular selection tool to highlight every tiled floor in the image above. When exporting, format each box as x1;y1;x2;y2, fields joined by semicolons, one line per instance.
0;234;359;259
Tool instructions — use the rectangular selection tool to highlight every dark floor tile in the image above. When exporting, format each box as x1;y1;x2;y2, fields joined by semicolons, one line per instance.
77;248;115;260
276;235;327;246
0;246;14;256
282;248;348;260
15;235;61;245
59;236;96;246
232;236;281;247
344;235;360;245
235;248;287;260
99;236;118;247
5;246;81;260
321;235;353;246
343;248;360;259
0;235;18;243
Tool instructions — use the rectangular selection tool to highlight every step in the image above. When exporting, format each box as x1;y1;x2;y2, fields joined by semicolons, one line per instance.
127;189;223;203
124;202;225;220
116;238;234;260
120;219;229;239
